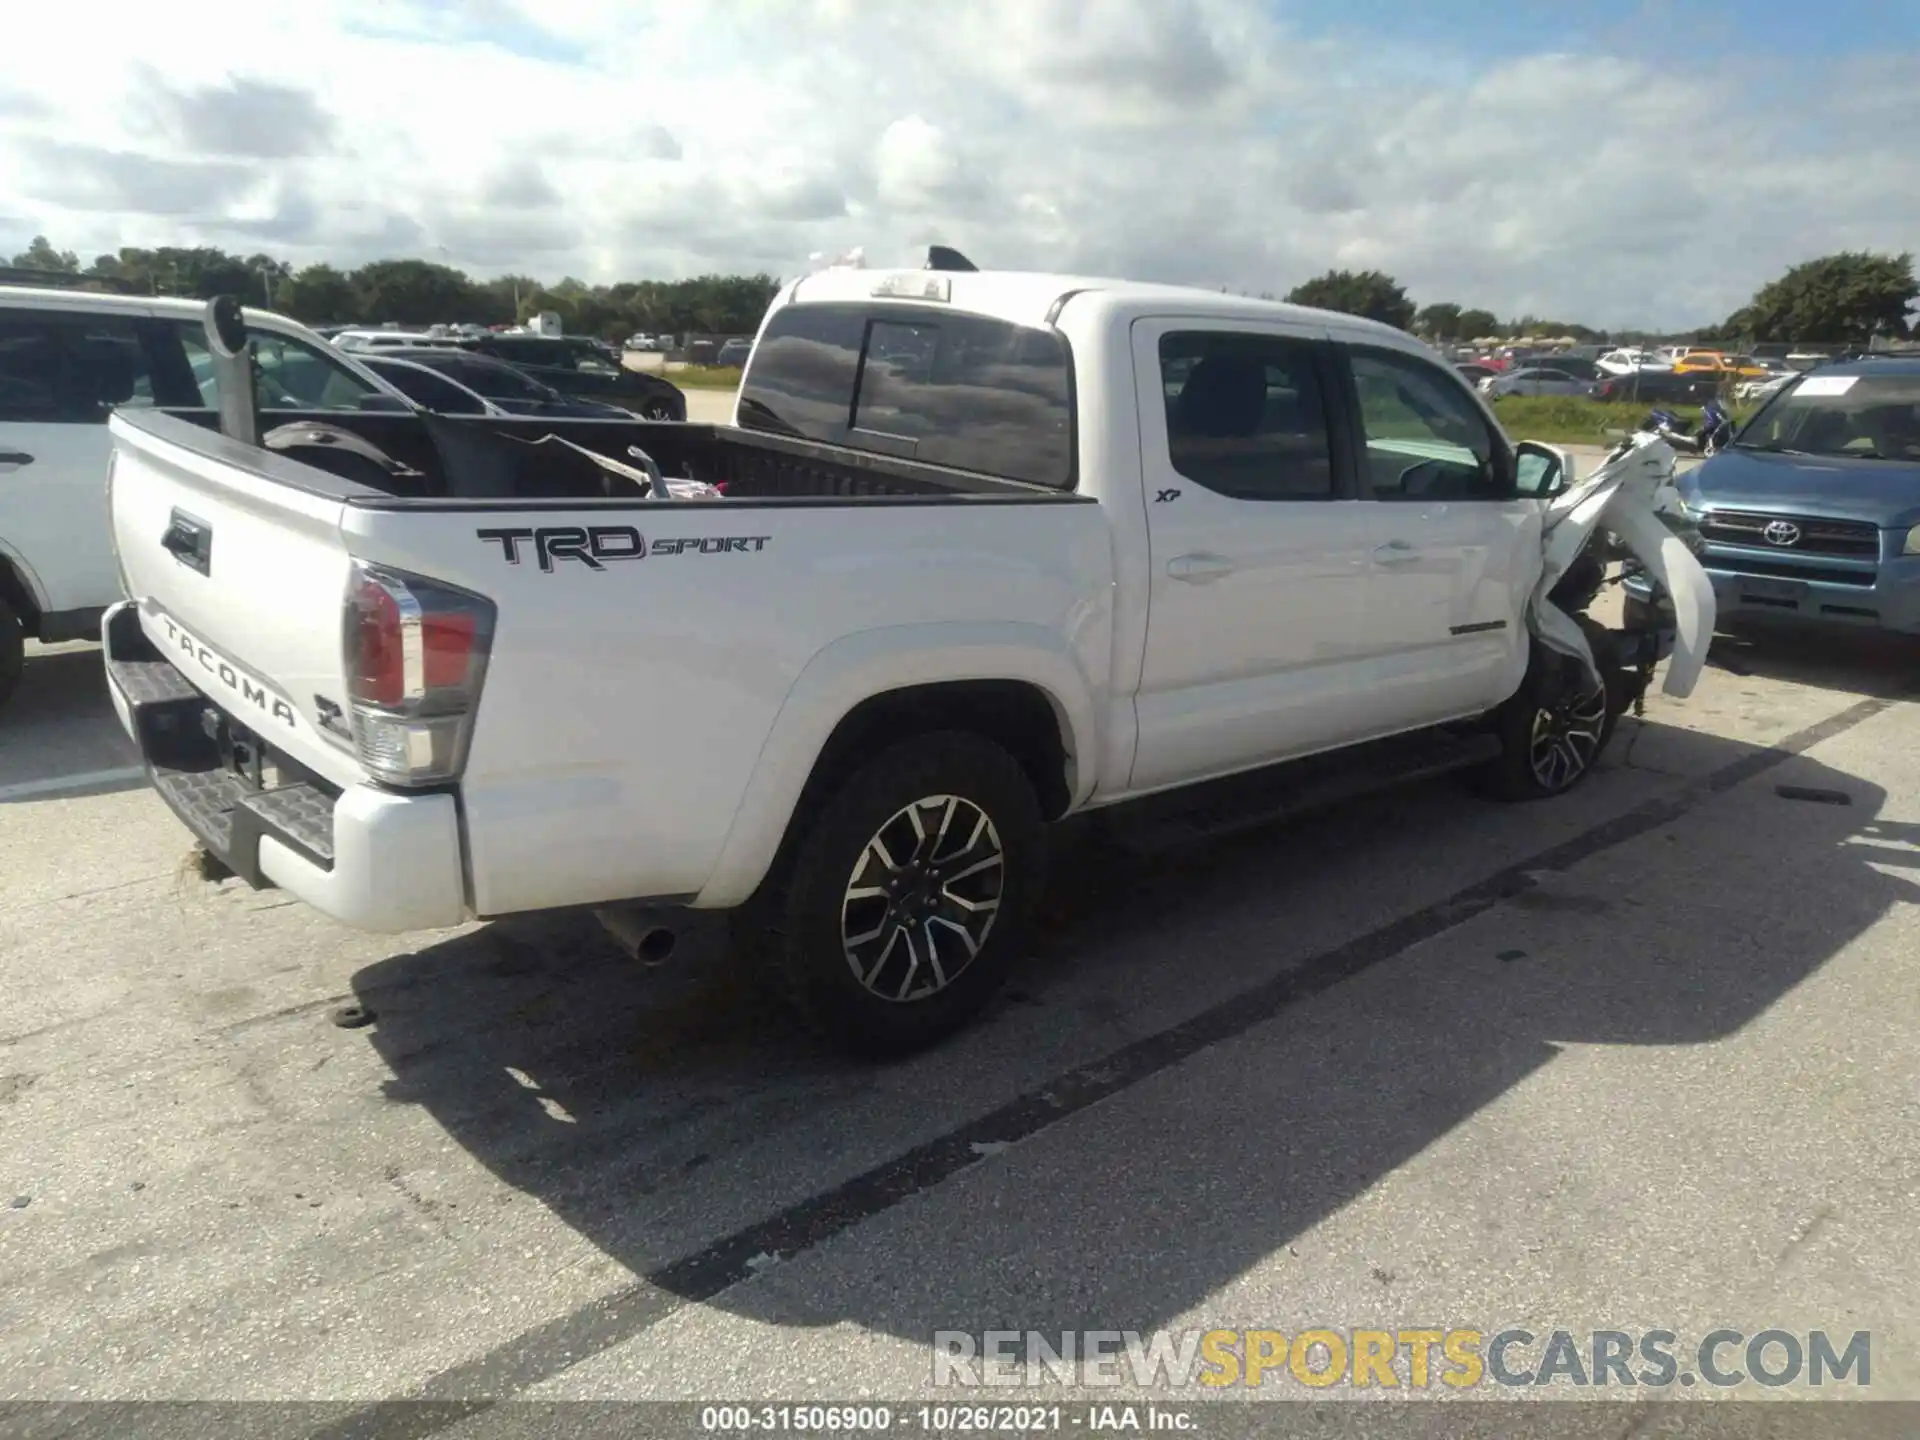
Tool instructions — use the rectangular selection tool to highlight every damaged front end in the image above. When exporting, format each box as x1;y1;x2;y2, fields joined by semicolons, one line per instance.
1528;433;1716;717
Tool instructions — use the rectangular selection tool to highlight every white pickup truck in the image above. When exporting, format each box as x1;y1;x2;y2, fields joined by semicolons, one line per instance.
100;262;1713;1056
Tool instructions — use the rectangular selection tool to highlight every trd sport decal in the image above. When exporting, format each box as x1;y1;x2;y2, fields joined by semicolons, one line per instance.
476;525;771;572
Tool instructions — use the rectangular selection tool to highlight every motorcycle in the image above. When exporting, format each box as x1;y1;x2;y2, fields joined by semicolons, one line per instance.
1531;429;1715;718
1642;398;1734;456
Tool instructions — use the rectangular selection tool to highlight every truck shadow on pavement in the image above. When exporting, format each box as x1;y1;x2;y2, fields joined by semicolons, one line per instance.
349;716;1915;1372
0;646;143;800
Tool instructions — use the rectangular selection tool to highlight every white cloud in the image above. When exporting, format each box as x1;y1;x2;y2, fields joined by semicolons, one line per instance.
0;0;1914;328
875;117;980;214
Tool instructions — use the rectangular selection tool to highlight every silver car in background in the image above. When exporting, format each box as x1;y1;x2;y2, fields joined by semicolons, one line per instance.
1479;365;1601;399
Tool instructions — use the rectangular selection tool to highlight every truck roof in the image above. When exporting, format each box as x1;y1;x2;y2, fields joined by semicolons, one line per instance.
784;265;1419;346
0;282;308;328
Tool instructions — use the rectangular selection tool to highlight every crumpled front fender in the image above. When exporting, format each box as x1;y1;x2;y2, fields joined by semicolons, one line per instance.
1526;434;1716;699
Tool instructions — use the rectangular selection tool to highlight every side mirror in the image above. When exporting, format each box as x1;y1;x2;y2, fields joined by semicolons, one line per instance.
1514;439;1574;498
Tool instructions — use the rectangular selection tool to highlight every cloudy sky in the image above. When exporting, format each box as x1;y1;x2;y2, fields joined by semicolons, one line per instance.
1;0;1916;329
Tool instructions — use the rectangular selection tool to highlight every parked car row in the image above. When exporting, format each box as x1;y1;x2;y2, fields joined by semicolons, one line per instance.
337;329;685;421
1478;364;1601;398
456;332;685;420
1454;343;1830;395
1591;369;1729;405
358;352;639;420
1461;352;1807;407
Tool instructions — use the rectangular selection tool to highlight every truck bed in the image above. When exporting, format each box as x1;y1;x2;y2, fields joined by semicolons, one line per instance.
159;408;1075;506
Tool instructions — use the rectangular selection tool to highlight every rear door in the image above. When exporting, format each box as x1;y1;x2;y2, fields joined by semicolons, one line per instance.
1128;317;1383;792
0;304;166;616
1339;342;1539;730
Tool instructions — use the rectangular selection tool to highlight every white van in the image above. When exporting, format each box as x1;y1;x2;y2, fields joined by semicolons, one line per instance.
0;285;405;708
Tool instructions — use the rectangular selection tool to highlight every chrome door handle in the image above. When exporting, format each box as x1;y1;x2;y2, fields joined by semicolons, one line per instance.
1372;540;1420;565
1167;553;1234;583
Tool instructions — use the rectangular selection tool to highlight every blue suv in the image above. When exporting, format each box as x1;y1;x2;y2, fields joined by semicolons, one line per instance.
1625;357;1920;638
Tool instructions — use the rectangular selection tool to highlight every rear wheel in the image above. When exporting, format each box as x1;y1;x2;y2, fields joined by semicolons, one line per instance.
1483;618;1622;801
757;732;1045;1059
640;399;676;421
0;594;24;711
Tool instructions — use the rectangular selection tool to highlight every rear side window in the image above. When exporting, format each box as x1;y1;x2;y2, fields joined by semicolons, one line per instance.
431;355;550;402
169;322;378;412
1158;331;1335;501
566;341;621;375
491;338;570;368
368;361;487;415
739;302;1076;488
0;312;162;423
736;304;865;441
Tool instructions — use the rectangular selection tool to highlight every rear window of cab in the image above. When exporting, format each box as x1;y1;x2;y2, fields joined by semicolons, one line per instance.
737;302;1076;489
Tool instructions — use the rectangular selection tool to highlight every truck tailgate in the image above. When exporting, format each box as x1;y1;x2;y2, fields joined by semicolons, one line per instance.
108;411;364;788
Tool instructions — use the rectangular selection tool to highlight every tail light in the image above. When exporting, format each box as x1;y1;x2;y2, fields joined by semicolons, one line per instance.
343;561;495;786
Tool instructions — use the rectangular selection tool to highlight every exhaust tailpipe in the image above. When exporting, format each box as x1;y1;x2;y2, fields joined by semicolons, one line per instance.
594;906;680;966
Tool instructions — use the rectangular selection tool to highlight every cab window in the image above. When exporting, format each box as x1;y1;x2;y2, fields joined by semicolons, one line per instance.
1346;347;1511;501
738;302;1076;488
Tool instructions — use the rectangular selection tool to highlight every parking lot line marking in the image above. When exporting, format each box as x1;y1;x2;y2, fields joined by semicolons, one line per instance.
305;694;1895;1434
0;766;146;804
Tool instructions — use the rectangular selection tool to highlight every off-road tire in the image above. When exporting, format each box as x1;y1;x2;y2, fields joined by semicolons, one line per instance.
1482;617;1623;801
755;731;1045;1060
0;594;24;712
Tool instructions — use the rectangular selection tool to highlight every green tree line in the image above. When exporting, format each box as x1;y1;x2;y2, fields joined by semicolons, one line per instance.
13;234;1913;348
1285;253;1916;348
5;236;781;338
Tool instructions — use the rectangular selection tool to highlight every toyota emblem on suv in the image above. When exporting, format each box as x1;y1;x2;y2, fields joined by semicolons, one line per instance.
1763;520;1802;547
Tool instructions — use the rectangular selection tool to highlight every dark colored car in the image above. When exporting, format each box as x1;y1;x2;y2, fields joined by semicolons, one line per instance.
458;334;686;420
369;349;641;419
1545;355;1602;381
1624;358;1920;637
716;337;752;369
1593;369;1723;405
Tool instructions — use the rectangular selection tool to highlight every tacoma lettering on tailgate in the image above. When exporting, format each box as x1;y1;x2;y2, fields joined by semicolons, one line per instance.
157;615;298;728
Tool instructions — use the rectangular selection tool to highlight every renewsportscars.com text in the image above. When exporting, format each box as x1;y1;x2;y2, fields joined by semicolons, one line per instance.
932;1328;1871;1390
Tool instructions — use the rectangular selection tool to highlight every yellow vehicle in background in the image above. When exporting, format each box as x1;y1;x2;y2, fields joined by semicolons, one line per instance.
1672;351;1770;378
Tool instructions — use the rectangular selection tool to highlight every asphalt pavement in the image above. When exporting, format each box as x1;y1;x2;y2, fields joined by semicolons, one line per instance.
3;601;1917;1426
680;388;735;425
